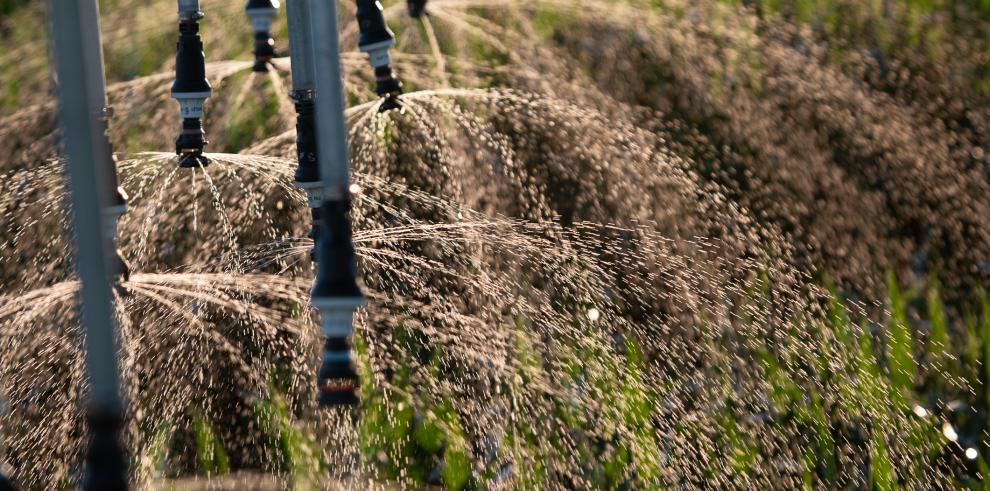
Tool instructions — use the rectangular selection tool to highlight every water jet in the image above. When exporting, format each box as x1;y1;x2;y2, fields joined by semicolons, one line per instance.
172;0;212;168
245;0;280;72
311;0;366;406
355;0;402;111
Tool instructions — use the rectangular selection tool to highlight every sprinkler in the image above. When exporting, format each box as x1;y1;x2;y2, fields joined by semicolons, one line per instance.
51;0;129;487
355;0;403;111
172;0;212;168
285;0;322;262
245;0;280;72
310;0;366;406
312;198;364;406
407;0;426;17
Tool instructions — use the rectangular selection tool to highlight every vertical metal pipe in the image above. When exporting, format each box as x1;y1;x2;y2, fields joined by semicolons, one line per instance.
309;0;350;194
286;0;315;92
50;0;128;488
308;0;365;406
80;0;129;281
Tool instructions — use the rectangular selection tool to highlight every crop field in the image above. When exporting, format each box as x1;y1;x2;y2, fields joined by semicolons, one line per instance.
2;0;990;488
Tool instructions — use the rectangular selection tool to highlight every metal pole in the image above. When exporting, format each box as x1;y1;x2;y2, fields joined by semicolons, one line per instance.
50;0;128;488
309;0;350;193
308;0;365;406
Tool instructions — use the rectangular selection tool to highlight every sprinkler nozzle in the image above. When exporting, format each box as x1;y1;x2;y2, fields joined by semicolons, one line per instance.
407;0;426;17
356;0;403;105
175;118;210;167
172;7;212;168
82;405;127;491
246;0;280;72
317;334;360;406
312;197;365;406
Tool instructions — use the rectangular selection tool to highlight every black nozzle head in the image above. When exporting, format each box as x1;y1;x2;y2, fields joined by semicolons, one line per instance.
407;0;426;17
318;338;360;406
176;118;209;168
379;95;402;113
356;0;396;49
374;66;403;110
252;32;276;72
177;152;210;168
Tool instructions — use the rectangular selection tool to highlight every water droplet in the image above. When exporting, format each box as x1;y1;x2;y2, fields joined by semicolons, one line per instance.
942;422;958;442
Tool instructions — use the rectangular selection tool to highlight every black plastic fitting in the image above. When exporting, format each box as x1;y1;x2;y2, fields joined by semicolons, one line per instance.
407;0;426;17
81;406;127;491
175;118;209;168
172;22;211;95
356;0;395;48
311;199;363;300
318;336;360;406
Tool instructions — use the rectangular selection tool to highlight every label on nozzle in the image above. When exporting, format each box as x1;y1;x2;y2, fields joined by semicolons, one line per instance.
361;44;393;68
304;187;325;208
177;98;207;118
248;14;276;33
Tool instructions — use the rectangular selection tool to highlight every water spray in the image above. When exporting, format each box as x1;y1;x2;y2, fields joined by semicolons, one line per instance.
51;0;129;488
407;0;426;17
285;0;322;262
310;0;366;406
245;0;280;72
355;0;402;111
172;0;212;168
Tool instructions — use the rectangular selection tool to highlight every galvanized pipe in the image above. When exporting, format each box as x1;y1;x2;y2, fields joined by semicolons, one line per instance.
50;0;128;487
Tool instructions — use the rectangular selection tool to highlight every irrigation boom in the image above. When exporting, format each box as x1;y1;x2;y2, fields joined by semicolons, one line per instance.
309;0;366;406
50;0;129;487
